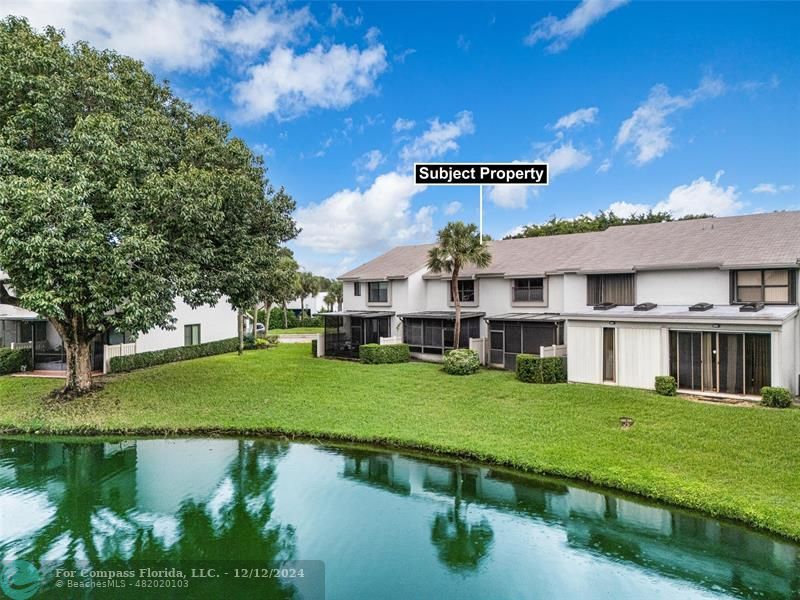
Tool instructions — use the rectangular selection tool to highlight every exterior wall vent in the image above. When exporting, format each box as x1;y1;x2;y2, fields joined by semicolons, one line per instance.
633;302;657;311
689;302;714;312
593;302;617;311
739;302;765;312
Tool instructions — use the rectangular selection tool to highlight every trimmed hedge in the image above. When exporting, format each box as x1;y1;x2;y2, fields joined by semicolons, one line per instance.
655;375;678;396
516;354;567;384
0;348;32;375
443;348;481;376
359;343;410;364
110;337;239;373
761;386;793;409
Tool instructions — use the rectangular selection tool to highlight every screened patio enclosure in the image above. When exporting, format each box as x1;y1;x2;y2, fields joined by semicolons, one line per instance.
486;313;565;370
669;330;772;396
400;311;484;355
322;311;394;358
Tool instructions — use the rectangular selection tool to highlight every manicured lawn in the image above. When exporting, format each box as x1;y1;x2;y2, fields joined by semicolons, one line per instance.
1;343;799;541
269;327;323;334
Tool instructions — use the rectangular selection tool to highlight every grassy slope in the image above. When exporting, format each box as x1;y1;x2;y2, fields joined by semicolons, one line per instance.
1;343;799;540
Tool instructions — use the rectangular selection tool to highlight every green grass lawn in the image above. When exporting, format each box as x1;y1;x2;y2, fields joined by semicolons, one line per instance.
268;327;323;334
2;343;799;541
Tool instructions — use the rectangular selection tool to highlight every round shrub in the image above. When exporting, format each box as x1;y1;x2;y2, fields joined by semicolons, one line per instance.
443;348;480;376
761;386;793;408
655;375;677;396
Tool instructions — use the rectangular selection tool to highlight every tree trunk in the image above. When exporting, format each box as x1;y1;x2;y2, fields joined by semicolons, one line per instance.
53;316;95;394
237;310;244;355
451;268;461;349
252;305;259;338
64;337;94;393
337;299;343;311
300;296;305;322
282;303;288;328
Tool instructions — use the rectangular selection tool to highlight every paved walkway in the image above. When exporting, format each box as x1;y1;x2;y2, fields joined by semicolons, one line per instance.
277;334;318;344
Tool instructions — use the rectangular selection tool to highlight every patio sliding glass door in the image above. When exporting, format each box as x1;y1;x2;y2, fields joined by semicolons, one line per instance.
669;331;770;395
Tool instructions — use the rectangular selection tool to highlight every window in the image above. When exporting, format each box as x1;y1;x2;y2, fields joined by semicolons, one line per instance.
602;328;616;382
512;278;544;302
184;324;201;346
449;280;475;302
353;282;361;297
587;274;636;306
367;281;389;303
732;269;794;304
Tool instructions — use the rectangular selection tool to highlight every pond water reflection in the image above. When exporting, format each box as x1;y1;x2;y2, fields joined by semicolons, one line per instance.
0;437;797;599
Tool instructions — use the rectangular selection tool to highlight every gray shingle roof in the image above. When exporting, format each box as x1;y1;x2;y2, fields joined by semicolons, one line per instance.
340;211;800;280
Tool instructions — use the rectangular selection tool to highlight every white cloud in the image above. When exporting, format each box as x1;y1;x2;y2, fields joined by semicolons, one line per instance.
393;118;416;132
524;0;630;53
615;76;726;165
295;172;430;253
607;171;742;218
444;201;462;215
233;42;388;121
502;225;525;239
596;158;612;173
330;3;362;27
394;48;416;63
354;149;385;172
751;183;794;194
488;186;530;209
5;0;313;71
607;201;651;217
553;107;599;130
399;111;475;165
457;34;471;52
543;141;592;176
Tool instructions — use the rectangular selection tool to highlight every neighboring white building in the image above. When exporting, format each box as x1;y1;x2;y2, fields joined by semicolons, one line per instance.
286;291;333;316
0;274;238;371
328;212;800;397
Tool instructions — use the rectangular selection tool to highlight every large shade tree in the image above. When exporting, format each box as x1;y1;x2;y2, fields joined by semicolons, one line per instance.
0;18;297;393
427;222;492;349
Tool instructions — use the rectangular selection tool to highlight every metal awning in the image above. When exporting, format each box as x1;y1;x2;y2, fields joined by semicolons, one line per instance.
321;310;395;319
485;312;564;322
0;304;44;321
398;311;485;320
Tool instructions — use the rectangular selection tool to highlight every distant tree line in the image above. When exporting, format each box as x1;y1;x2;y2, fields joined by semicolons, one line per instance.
504;211;713;239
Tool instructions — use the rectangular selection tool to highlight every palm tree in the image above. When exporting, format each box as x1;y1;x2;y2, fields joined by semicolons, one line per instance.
297;271;320;322
327;281;344;311
427;222;492;349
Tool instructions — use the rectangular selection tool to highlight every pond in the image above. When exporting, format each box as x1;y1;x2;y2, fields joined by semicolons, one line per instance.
0;437;797;599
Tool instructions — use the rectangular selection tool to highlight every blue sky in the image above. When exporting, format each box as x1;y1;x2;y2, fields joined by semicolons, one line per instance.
6;1;799;276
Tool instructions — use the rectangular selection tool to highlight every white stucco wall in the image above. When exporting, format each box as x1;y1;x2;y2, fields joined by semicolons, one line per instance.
616;325;664;389
135;298;237;353
566;322;603;384
636;269;731;305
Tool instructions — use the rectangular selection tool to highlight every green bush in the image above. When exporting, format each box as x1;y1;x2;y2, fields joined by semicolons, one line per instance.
516;354;567;384
268;309;299;330
761;386;793;408
359;343;410;364
0;348;32;375
655;375;677;396
443;348;481;376
265;335;279;345
110;338;239;373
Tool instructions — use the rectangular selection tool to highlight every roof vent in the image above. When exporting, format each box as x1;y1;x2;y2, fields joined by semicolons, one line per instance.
739;302;765;313
634;302;657;312
689;302;714;312
593;302;617;311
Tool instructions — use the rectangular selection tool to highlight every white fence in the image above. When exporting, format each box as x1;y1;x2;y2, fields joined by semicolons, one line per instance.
379;336;402;345
103;342;136;374
10;342;32;350
540;344;567;358
469;337;487;365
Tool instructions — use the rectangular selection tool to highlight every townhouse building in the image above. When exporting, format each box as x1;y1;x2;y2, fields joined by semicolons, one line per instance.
325;212;800;398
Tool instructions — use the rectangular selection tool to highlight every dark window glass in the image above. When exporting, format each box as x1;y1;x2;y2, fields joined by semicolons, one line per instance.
745;333;771;395
602;328;615;381
513;278;544;302
368;281;388;303
718;334;744;395
353;282;361;296
505;323;522;354
587;274;635;306
405;319;423;346
734;269;792;304
449;280;476;302
423;320;442;347
522;324;554;354
184;324;201;346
